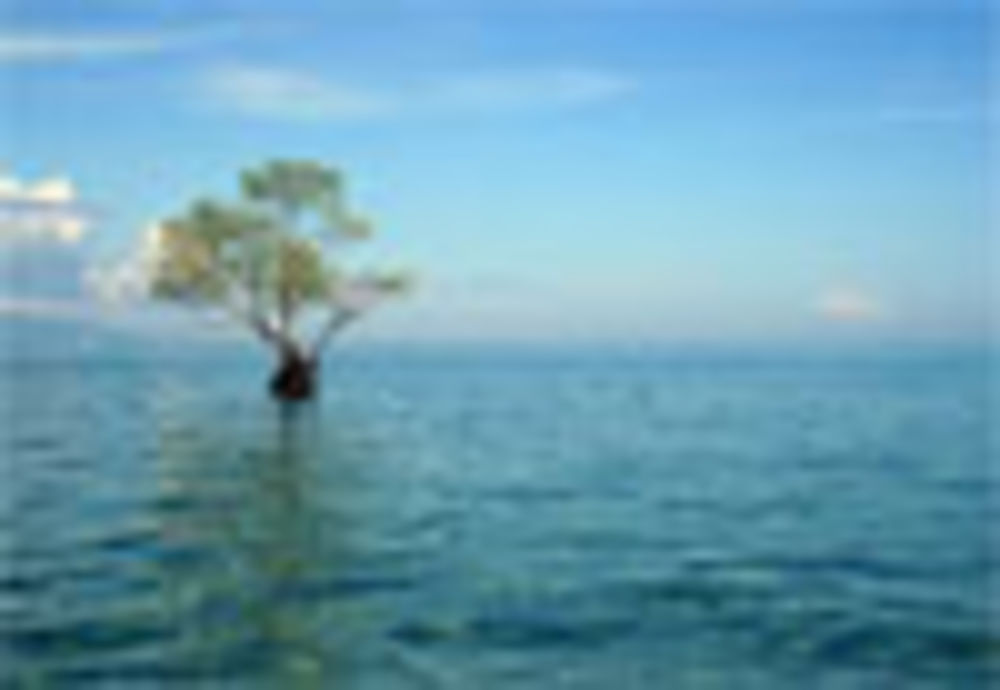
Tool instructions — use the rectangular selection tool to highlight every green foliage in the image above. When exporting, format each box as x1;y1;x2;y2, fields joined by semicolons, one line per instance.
151;160;408;354
276;237;331;302
241;160;342;212
151;201;274;303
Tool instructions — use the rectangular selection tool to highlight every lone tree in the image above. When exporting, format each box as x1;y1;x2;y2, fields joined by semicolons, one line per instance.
149;160;410;400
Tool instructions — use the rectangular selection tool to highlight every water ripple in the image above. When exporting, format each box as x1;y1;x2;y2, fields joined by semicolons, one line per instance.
2;350;995;687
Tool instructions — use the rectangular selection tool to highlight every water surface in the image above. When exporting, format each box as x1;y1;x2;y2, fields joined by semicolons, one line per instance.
1;344;996;688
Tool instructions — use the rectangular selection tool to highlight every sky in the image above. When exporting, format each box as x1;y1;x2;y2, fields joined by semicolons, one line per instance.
0;0;993;346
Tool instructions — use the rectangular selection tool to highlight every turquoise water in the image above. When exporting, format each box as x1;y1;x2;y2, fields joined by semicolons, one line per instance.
1;343;996;688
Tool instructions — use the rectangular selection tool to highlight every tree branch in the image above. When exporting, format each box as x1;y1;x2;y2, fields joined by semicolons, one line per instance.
215;298;296;354
193;240;303;356
309;307;360;359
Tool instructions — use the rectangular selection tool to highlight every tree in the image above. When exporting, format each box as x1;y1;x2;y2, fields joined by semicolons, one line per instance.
150;160;410;400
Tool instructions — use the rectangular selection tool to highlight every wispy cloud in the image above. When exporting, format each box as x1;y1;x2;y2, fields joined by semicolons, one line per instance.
197;63;637;121
872;103;991;126
0;27;234;63
91;0;978;15
199;64;394;120
433;68;636;111
453;0;974;10
816;287;885;323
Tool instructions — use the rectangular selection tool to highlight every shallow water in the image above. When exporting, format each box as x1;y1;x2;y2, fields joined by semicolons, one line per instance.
1;345;996;688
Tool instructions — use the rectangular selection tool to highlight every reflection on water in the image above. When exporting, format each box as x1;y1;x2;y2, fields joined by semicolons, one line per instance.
151;404;349;687
1;350;997;688
3;372;443;688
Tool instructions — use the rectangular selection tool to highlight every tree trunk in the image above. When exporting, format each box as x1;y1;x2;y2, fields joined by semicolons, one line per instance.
269;350;318;401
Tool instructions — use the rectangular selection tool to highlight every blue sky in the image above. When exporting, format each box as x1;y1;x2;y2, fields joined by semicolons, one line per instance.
0;0;992;345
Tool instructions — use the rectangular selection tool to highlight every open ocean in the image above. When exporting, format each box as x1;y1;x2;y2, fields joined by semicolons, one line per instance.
1;335;996;688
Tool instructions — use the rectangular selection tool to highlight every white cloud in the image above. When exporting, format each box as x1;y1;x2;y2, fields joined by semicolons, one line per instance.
198;63;637;121
200;64;393;121
816;287;885;323
85;223;165;305
433;68;636;111
0;28;228;63
104;0;978;14
0;170;90;245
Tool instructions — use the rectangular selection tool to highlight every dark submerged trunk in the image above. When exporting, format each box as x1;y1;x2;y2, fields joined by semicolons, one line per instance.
269;350;318;401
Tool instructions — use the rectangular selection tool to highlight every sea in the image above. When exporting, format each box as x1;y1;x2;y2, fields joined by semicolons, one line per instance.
1;326;997;688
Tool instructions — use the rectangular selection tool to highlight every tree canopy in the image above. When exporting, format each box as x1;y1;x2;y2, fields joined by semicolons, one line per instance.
150;160;410;360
